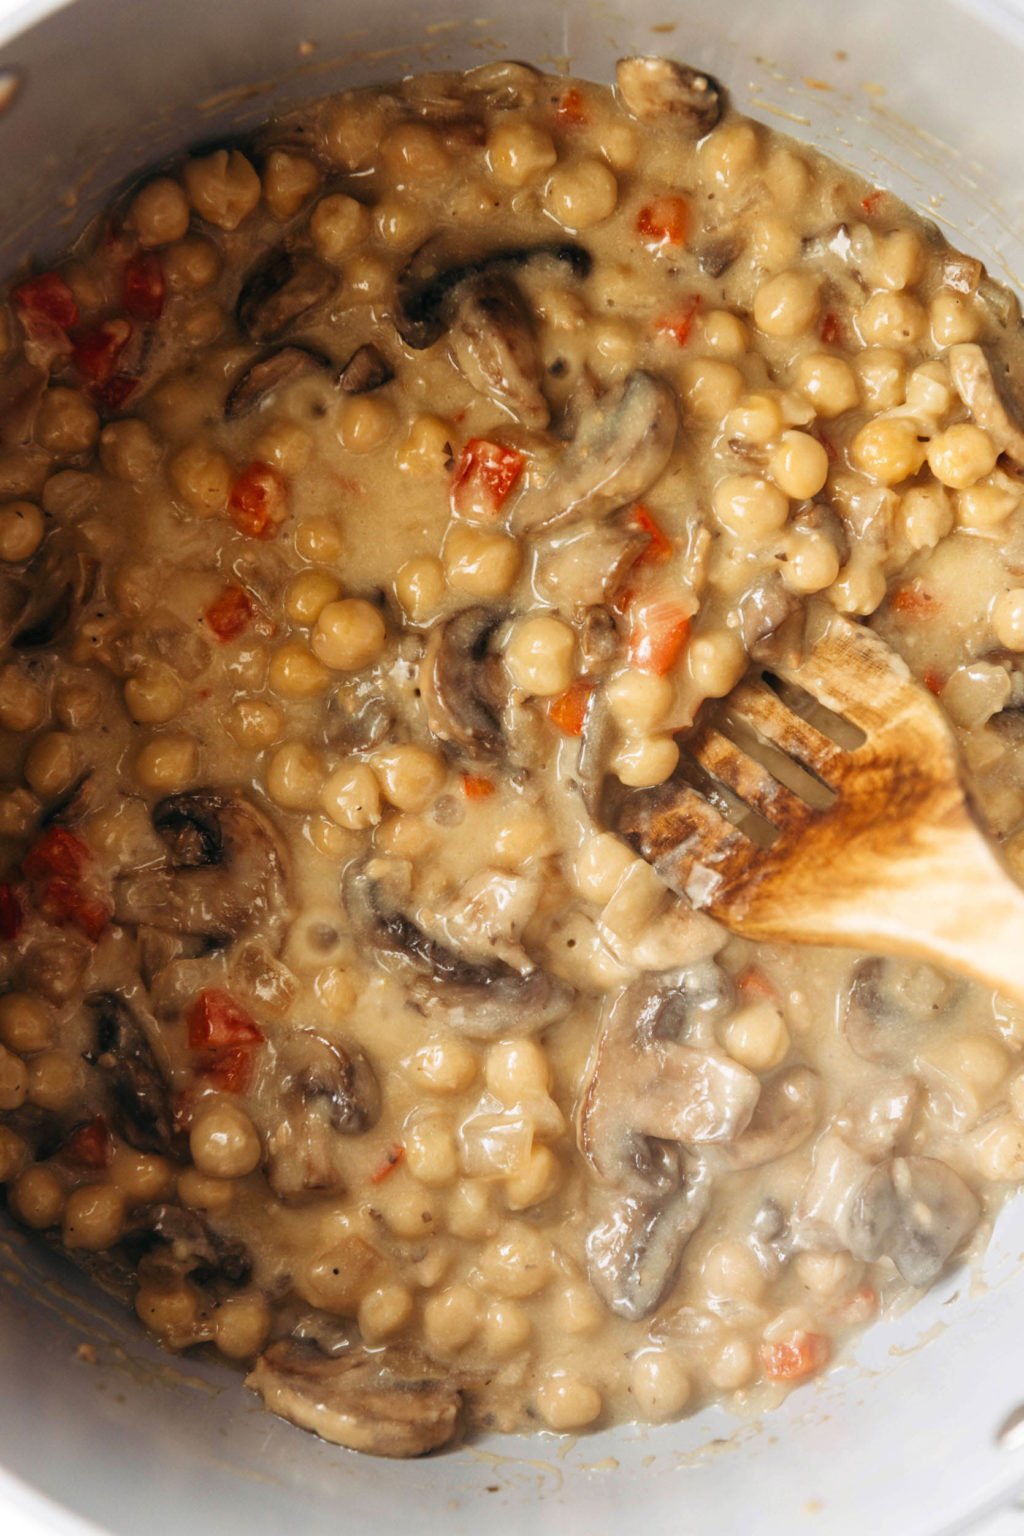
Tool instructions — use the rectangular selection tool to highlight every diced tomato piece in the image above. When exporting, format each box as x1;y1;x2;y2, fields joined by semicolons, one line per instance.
204;584;252;641
760;1330;831;1382
555;87;587;126
462;773;495;800
737;964;778;1002
123;252;165;322
0;882;22;942
94;373;139;413
23;827;90;882
632;504;673;566
38;879;110;942
72;318;132;386
655;295;700;347
819;309;841;345
187;989;265;1052
228;461;288;540
12;271;79;336
923;667;945;696
547;679;595;736
61;1115;114;1169
636;194;690;248
450;438;525;523
860;189;885;216
889;582;939;617
199;1047;255;1094
628;596;691;675
370;1143;405;1183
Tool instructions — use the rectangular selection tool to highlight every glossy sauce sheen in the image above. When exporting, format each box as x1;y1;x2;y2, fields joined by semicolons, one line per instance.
0;59;1023;1453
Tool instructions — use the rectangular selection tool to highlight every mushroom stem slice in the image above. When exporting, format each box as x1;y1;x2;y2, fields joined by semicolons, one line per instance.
446;271;550;429
586;1161;711;1321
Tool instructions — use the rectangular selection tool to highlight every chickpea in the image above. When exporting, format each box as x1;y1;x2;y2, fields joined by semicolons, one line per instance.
605;669;673;732
379;1182;440;1240
725;392;784;448
795;1249;858;1299
225;698;282;750
294;517;343;564
687;628;748;697
700;310;749;357
337;395;397;454
709;1335;756;1391
395;555;445;624
854;348;906;410
395;415;452;478
488;121;558;187
973;1117;1024;1182
263;149;321;220
268;642;330;699
958;480;1020;531
375;812;434;859
543;159;618;229
168;441;231;515
505;1146;559;1210
373;744;446;813
123;663;184;724
213;1292;271;1360
374;197;431;251
358;1283;413;1344
723;1002;790;1072
505;614;575;697
780;528;841;594
285;570;341;626
769;431;829;500
63;1184;126;1251
36;387;99;456
699;119;760;188
713;474;790;539
312;599;387;672
310;193;371;265
253;421;312;476
993;590;1024;652
381;121;450;180
856;290;927;347
109;1147;175;1204
535;1372;602;1431
129;177;190;247
927;424;998;490
134;734;197;792
904;361;954;420
492;808;554;866
28;1048;83;1111
630;1352;692;1421
24;731;79;798
575;832;636;903
930;290;980;347
0;499;43;561
0;1043;28;1110
443;524;520;598
410;1040;478;1096
485;1039;550;1104
0;1125;27;1183
344;251;391;304
794;353;859;418
0;786;38;837
183;149;261;230
680;358;744;419
849;417;925;485
871;227;923;291
178;1168;235;1213
405;1119;459;1188
265;741;325;810
99;419;161;483
162;235;221;293
423;1285;482;1352
321;762;381;830
479;1225;551;1298
41;470;100;521
483;1299;531;1356
752;271;820;338
0;665;44;732
9;1166;65;1229
610;734;680;788
748;214;800;273
322;94;386;170
190;1104;262;1180
0;993;52;1054
901;483;954;550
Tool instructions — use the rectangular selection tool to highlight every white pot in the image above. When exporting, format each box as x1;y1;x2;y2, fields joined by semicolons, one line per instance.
2;1;1024;1531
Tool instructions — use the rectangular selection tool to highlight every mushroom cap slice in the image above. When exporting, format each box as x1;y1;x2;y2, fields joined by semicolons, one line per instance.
723;1066;822;1170
225;345;332;419
263;1031;380;1200
236;249;338;342
339;342;395;395
246;1341;462;1457
586;1164;711;1322
842;957;955;1065
446;271;549;429
88;992;178;1156
421;605;507;760
615;57;723;134
846;1155;980;1287
509;371;678;536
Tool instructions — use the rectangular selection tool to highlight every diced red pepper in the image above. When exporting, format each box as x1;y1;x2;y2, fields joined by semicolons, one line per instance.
636;194;690;248
72;318;132;386
61;1115;114;1170
0;882;22;942
628;596;691;675
204;584;253;642
632;504;673;567
889;582;940;617
761;1330;831;1382
12;271;79;338
819;309;841;345
450;438;525;523
555;87;587;127
860;189;885;216
37;879;110;943
462;773;495;800
93;373;139;413
655;295;700;347
370;1143;405;1183
187;989;265;1052
198;1047;256;1095
123;251;166;322
736;964;778;1002
23;827;90;882
547;679;595;736
228;462;288;540
923;667;945;696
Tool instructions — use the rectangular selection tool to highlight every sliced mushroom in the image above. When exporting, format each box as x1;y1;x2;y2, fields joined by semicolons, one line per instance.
8;545;98;651
577;605;622;677
843;957;956;1064
533;520;647;609
134;1204;251;1288
949;342;1024;466
723;1066;822;1170
586;1164;710;1321
575;682;616;816
393;239;591;351
263;1031;380;1201
88;992;178;1156
343;856;574;1038
236;249;338;343
509;371;678;536
446;271;549;429
246;1340;462;1457
325;675;395;754
225;345;331;419
339;343;395;395
113;792;289;947
734;571;800;661
846;1155;980;1287
615;57;723;135
420;605;506;760
694;238;740;278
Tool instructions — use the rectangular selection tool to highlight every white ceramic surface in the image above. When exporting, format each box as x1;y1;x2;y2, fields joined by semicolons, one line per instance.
2;2;1024;1532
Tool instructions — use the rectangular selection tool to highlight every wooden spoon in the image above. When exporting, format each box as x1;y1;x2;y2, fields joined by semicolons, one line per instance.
617;607;1024;1001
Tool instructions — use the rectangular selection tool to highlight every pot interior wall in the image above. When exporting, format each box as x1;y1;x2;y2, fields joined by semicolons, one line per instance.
2;1;1024;1533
